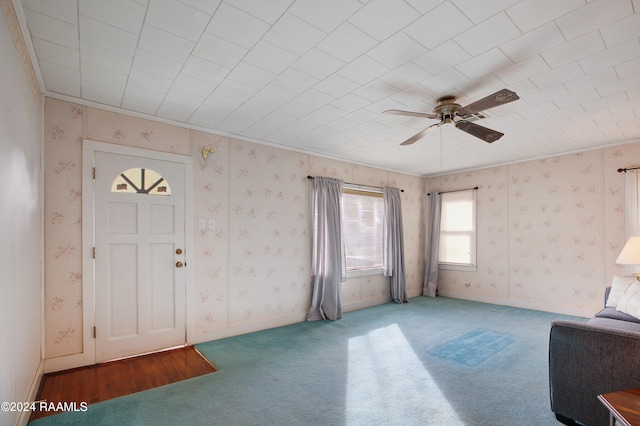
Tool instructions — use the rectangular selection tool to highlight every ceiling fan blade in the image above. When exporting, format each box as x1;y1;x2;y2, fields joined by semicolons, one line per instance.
400;123;440;145
457;89;519;117
383;109;438;119
455;121;504;143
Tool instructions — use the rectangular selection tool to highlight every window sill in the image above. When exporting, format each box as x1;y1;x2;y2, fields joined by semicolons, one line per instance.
439;263;477;272
346;268;384;279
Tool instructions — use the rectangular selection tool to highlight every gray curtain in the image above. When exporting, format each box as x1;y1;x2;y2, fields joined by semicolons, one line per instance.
423;192;442;297
307;177;346;321
383;187;408;303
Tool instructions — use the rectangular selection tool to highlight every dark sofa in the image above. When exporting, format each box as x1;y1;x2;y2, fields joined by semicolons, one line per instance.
549;287;640;426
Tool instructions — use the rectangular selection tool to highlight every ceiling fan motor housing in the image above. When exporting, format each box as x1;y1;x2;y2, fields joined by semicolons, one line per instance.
434;96;461;124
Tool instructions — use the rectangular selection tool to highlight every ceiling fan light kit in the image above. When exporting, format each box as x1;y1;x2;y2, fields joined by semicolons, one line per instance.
384;89;519;145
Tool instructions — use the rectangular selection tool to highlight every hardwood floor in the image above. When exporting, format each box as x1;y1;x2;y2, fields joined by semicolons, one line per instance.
31;346;217;421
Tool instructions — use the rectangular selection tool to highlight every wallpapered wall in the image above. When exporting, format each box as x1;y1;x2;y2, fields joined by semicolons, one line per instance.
44;97;426;359
427;143;638;316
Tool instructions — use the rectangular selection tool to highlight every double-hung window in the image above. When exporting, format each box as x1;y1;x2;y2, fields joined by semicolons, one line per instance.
341;185;384;276
438;189;477;271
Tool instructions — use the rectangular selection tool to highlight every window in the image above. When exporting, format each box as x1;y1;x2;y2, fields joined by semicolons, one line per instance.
111;168;171;196
341;187;384;274
438;190;476;271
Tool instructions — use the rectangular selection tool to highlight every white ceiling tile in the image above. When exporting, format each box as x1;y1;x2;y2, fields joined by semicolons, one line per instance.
131;50;182;81
616;57;640;79
229;0;293;24
524;85;570;106
81;42;133;74
413;40;470;75
157;100;199;122
243;40;298;74
499;22;565;63
127;67;174;93
553;89;600;111
272;68;319;94
330;93;371;112
579;39;640;74
563;68;618;94
38;60;80;88
314;74;360;98
294;88;336;109
292;48;346;81
206;2;270;49
366;32;425;69
172;74;217;97
316;22;378;62
79;0;146;34
254;85;298;106
403;0;448;15
121;85;164;114
82;81;125;106
81;63;128;91
600;13;640;47
348;0;420;41
354;79;400;102
419;69;470;94
262;13;326;56
597;75;640;98
23;9;78;49
555;0;633;41
582;92;628;112
455;48;511;81
454;13;520;56
79;15;138;56
529;63;584;90
182;56;231;85
42;76;81;98
516;101;558;119
506;0;584;33
202;88;246;110
338;55;389;85
242;111;294;139
192;33;247;68
378;62;432;90
451;0;520;23
404;2;473;49
138;25;196;63
541;32;605;69
289;0;362;33
178;0;222;15
32;38;79;70
145;0;211;42
187;103;229;128
21;0;77;25
494;55;549;85
276;100;316;119
226;62;275;90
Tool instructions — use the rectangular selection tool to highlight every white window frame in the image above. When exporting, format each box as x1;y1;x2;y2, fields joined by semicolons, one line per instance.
438;190;477;272
341;184;385;278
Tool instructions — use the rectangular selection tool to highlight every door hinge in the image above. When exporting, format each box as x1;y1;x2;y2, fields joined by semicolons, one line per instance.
93;326;96;339
92;167;96;179
93;247;96;259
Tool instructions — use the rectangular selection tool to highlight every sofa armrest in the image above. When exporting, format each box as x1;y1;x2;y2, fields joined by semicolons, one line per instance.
549;320;640;426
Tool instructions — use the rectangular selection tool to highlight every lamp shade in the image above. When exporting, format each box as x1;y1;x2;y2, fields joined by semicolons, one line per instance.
616;236;640;265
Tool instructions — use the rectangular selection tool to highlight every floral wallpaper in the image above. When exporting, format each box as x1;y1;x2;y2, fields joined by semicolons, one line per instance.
428;144;639;316
44;97;426;359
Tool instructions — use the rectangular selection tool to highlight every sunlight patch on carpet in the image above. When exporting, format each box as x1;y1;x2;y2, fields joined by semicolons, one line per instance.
429;328;516;367
346;324;463;425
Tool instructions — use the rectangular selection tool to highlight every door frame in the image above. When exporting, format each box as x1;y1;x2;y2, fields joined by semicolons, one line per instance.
80;140;194;367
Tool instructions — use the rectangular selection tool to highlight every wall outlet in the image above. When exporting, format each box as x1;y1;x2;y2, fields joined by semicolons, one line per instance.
198;219;205;230
208;219;215;229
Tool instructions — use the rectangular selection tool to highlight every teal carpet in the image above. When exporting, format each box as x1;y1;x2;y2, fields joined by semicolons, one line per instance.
30;297;587;426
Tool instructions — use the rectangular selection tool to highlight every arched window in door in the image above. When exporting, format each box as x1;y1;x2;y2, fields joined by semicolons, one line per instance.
110;167;171;195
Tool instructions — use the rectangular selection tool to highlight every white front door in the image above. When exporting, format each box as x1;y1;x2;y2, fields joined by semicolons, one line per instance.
94;151;186;362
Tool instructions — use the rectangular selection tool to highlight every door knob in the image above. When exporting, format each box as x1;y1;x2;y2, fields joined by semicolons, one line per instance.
176;248;183;255
176;261;184;268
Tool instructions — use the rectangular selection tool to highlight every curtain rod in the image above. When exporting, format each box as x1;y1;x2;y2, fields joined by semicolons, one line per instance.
427;186;478;196
306;175;403;192
618;166;640;173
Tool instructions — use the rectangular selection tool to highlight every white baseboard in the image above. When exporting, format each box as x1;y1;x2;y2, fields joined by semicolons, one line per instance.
437;290;593;318
17;359;44;426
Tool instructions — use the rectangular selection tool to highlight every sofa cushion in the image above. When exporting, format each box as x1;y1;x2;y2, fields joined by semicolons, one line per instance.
587;316;640;332
606;275;636;307
595;307;640;324
617;280;640;319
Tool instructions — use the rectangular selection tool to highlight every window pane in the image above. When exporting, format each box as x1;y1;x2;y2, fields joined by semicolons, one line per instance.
438;190;476;266
342;191;384;271
111;168;171;196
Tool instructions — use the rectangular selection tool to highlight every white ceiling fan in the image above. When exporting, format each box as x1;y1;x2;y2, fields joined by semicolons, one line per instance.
384;89;520;145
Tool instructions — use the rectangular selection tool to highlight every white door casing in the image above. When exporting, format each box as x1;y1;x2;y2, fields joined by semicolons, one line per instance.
94;151;186;362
